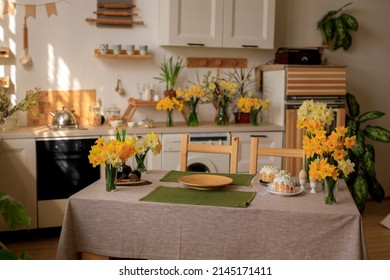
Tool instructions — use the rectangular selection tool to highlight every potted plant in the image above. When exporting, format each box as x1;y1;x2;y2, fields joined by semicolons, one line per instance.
345;93;390;211
317;2;359;51
154;56;184;98
0;87;40;130
0;192;32;259
229;67;254;123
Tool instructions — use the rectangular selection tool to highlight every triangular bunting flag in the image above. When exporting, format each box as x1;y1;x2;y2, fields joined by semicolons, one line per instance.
45;2;57;17
25;4;36;19
3;1;16;16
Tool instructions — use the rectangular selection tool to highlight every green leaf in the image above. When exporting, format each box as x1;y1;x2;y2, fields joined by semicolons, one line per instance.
334;17;348;40
351;130;365;158
352;175;369;208
341;13;359;31
346;119;359;137
359;111;386;123
364;125;390;143
346;93;360;118
362;146;376;177
342;32;352;50
0;192;31;230
366;176;385;203
0;248;18;260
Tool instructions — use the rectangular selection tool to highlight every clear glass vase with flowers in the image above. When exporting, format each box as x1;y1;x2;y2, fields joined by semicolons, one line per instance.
88;128;137;192
202;71;239;125
129;132;162;173
297;100;356;204
176;84;208;126
155;96;183;127
236;96;271;126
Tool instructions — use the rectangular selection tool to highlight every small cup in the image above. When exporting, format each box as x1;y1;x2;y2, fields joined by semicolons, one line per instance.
127;121;136;128
110;120;122;128
113;44;122;55
139;45;148;55
126;44;135;55
99;43;108;54
153;94;160;101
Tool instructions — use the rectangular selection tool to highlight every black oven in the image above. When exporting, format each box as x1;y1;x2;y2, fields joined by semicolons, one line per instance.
36;137;101;200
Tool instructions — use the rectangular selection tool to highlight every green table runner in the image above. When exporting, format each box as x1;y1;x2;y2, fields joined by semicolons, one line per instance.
139;186;256;208
160;170;255;186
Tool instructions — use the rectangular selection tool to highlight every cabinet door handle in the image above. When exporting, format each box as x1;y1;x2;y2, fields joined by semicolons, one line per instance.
242;45;258;48
187;43;205;46
250;135;267;138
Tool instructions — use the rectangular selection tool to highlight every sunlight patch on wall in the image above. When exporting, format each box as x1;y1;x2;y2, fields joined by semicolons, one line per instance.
57;57;70;89
47;44;56;84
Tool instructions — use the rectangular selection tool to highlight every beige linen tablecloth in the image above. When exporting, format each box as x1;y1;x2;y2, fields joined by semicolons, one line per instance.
56;170;367;260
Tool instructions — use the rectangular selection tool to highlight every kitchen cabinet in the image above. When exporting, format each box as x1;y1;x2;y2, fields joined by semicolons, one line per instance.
0;138;37;231
158;0;275;49
232;131;283;173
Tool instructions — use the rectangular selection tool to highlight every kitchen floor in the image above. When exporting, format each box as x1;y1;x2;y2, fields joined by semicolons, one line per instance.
2;200;390;260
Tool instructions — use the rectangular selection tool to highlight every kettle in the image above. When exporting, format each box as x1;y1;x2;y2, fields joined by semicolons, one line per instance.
50;107;78;126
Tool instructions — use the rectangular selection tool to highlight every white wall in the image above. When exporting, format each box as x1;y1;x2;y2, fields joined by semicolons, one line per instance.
1;0;390;196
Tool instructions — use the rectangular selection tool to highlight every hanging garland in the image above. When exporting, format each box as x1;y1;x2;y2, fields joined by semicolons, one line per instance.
1;0;69;18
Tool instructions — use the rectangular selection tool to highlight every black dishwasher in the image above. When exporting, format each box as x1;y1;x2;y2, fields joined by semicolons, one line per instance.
36;137;101;200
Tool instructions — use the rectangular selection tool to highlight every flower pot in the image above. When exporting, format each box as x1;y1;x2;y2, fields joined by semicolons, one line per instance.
163;90;176;98
234;112;250;124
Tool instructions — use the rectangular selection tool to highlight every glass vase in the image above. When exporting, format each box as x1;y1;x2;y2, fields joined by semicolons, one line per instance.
324;177;337;205
166;109;174;127
187;100;199;126
105;163;118;192
249;109;260;126
135;153;147;174
215;103;229;125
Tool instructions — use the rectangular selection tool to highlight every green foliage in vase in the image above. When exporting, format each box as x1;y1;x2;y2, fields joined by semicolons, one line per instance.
0;192;32;259
345;93;390;209
154;56;184;91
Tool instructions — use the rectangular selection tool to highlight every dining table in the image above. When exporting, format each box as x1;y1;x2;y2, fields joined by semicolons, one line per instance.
56;170;367;260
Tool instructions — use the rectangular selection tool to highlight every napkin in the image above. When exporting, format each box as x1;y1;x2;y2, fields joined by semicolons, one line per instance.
139;186;256;208
160;170;255;186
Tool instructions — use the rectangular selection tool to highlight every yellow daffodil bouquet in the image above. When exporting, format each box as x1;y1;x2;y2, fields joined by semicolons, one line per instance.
298;100;356;204
236;96;271;125
88;128;137;168
155;96;183;127
176;84;208;126
202;71;239;125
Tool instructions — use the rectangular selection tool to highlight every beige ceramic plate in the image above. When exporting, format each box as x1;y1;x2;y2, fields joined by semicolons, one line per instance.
178;174;233;190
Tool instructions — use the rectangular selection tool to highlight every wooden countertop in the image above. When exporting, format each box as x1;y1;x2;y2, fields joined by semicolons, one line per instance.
0;122;284;139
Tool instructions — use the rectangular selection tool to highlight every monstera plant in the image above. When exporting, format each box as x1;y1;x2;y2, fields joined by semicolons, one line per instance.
0;193;31;259
345;93;390;211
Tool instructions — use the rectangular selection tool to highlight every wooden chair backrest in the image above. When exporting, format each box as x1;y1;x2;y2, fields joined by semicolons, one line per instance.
180;134;239;173
249;136;305;174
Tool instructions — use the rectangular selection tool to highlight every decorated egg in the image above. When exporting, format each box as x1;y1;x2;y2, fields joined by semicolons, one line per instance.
299;169;307;180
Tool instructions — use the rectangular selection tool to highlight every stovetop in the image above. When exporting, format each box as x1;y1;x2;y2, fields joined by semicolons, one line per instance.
46;124;88;131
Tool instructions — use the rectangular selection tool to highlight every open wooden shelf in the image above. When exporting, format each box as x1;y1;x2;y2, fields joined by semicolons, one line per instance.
94;49;151;58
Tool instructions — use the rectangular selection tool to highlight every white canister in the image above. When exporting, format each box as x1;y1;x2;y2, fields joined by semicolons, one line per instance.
142;89;153;101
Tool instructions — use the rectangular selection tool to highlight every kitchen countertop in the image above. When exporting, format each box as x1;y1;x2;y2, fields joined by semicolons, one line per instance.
0;122;284;139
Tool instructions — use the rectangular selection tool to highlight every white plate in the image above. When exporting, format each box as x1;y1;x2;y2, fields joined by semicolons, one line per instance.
178;174;233;190
266;183;304;197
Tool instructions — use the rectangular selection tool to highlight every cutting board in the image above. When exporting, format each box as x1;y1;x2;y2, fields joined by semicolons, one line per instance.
27;89;96;126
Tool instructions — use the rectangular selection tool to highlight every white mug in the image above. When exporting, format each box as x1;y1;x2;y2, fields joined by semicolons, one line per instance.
113;44;122;55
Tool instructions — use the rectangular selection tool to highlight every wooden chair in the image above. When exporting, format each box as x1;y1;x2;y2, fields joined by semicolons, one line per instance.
180;134;239;173
249;136;305;175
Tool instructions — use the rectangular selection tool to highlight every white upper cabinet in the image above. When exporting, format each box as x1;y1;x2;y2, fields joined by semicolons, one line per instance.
223;0;275;48
158;0;275;49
